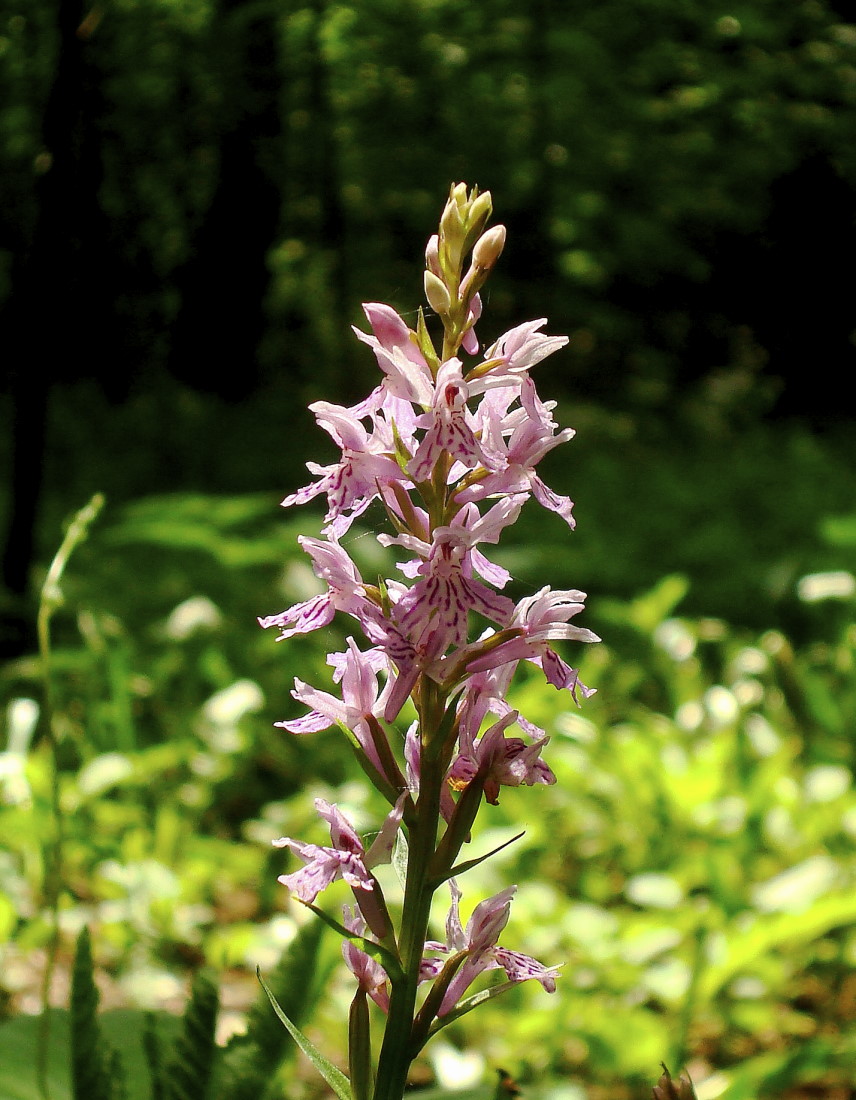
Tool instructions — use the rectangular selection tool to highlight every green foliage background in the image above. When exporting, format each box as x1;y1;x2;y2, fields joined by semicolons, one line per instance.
1;1;855;1098
1;0;854;526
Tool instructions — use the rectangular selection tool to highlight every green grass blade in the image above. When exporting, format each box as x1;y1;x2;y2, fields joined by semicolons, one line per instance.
38;494;106;1099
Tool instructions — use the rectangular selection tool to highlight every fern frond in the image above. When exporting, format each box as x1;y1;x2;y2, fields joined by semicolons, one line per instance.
143;1010;166;1100
215;919;326;1100
70;927;127;1100
163;970;220;1100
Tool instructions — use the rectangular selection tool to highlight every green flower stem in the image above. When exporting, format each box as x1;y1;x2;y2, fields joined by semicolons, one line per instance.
372;679;447;1100
36;493;105;1100
372;287;469;1100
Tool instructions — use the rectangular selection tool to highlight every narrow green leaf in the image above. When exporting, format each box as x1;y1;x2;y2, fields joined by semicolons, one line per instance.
443;832;525;883
333;717;405;807
425;981;518;1042
302;902;404;983
257;971;352;1100
415;306;440;370
390;417;417;471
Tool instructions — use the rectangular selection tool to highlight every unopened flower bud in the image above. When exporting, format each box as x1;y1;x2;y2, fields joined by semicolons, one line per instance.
440;199;466;251
425;233;441;277
459;265;476;300
424;270;452;315
348;988;373;1100
451;181;468;206
472;224;506;270
467;190;492;232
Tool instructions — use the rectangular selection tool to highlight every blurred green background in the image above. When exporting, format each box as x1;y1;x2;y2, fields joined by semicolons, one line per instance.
1;1;855;1097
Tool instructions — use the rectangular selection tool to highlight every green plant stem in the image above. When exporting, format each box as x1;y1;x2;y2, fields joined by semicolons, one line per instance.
372;682;447;1100
36;493;105;1100
372;305;463;1100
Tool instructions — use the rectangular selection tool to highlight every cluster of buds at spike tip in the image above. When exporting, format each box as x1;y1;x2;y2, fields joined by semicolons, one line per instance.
261;183;598;1100
423;183;506;358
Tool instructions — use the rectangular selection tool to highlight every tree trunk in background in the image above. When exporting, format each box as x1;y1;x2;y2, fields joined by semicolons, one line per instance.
1;0;109;657
509;0;560;325
754;155;856;421
167;0;283;399
304;0;349;364
275;0;350;402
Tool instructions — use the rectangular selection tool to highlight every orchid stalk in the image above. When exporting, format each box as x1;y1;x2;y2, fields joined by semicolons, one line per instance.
260;184;599;1100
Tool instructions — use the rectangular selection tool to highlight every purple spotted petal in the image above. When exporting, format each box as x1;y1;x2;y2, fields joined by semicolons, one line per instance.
494;947;561;992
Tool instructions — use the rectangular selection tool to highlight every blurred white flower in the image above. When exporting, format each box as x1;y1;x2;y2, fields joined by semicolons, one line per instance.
164;595;222;639
797;570;855;603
